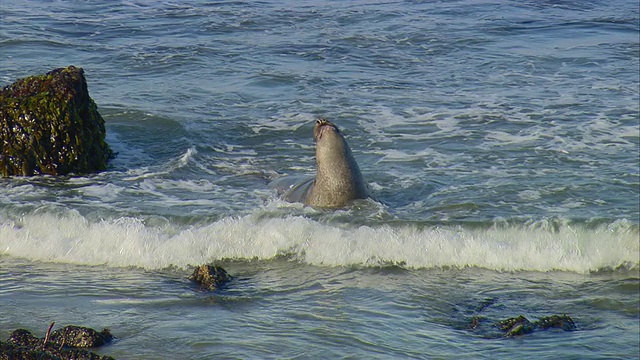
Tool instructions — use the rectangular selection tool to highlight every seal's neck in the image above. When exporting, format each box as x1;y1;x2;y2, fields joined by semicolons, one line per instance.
315;131;364;195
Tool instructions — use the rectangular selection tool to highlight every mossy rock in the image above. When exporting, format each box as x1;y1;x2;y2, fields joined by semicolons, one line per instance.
0;66;113;176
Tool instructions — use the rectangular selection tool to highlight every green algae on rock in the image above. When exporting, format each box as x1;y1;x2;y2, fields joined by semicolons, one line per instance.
0;66;113;176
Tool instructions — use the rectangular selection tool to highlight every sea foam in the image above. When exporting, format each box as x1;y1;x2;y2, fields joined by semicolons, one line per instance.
0;210;636;274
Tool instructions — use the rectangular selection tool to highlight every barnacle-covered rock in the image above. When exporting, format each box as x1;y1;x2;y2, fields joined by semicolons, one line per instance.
0;66;113;176
3;326;115;360
49;326;114;348
6;329;42;348
189;264;230;291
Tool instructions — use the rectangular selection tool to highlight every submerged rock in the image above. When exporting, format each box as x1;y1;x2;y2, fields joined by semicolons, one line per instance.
469;314;577;338
189;264;230;291
2;326;115;360
535;314;577;331
463;297;577;338
499;315;535;337
0;66;113;176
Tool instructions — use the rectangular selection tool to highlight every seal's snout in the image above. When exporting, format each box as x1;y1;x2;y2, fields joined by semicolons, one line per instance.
314;118;340;142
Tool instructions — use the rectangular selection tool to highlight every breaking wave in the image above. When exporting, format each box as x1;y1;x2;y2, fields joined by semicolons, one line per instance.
0;210;636;274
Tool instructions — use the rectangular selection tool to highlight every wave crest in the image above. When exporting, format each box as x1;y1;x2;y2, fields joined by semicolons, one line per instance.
0;211;637;274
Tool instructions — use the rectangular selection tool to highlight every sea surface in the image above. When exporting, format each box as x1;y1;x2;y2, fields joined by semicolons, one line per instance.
1;0;639;358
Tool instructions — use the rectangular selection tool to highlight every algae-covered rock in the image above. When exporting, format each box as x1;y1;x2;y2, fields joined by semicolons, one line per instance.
0;66;113;176
189;264;230;291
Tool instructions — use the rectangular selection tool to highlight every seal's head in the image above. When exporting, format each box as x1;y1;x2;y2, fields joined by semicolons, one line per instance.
313;118;341;142
313;118;350;170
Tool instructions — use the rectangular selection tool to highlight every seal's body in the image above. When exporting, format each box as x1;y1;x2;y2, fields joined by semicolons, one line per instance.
271;118;368;208
304;118;368;208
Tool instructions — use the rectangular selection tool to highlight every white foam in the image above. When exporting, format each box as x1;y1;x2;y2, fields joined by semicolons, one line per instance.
0;211;636;274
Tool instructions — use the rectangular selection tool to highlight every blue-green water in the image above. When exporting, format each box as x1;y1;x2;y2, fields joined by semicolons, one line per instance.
1;0;638;358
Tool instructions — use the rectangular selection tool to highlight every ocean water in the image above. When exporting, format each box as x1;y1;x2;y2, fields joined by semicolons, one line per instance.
1;0;639;358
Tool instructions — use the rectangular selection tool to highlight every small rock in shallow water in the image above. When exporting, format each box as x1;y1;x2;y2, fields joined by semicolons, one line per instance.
189;264;230;291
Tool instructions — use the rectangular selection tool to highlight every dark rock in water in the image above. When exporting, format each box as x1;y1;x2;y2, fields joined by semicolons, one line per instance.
2;326;115;360
499;315;534;337
467;313;577;338
0;66;113;176
49;326;114;348
189;264;230;291
535;314;577;331
462;297;577;338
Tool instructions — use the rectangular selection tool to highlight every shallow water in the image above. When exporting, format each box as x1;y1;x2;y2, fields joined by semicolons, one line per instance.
1;0;639;358
1;258;638;359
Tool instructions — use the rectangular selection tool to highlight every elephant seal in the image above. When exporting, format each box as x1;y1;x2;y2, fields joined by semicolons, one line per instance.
271;118;368;208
